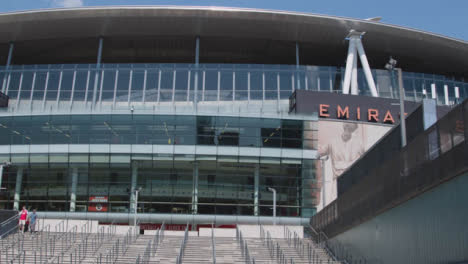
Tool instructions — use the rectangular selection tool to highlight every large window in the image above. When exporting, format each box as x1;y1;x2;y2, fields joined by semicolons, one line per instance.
0;114;315;149
0;154;317;217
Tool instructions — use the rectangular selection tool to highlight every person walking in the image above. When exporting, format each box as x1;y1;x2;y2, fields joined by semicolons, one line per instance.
18;206;28;233
28;209;38;233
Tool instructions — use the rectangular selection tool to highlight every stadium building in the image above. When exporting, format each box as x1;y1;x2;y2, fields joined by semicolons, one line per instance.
0;6;466;226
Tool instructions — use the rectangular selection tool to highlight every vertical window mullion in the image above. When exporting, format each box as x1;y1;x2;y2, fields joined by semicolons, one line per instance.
127;69;133;106
55;70;63;109
142;69;147;104
157;69;161;103
186;70;191;102
262;71;265;102
171;69;176;103
112;70;119;108
29;71;37;107
83;68;91;104
98;70;105;109
217;70;220;102
232;71;235;102
5;71;11;95
69;70;77;108
277;72;280;102
15;71;24;109
42;71;50;111
247;71;251;103
202;70;206;102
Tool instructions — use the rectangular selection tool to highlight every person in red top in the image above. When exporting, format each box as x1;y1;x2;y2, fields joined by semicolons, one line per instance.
18;206;28;233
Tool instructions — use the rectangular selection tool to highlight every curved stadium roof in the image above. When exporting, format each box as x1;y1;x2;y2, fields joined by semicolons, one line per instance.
0;6;466;78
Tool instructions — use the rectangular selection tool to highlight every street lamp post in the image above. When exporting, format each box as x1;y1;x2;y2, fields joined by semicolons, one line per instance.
385;57;407;147
267;187;277;225
134;187;142;229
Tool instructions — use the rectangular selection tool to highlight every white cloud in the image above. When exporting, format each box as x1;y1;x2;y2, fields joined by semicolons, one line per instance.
51;0;84;8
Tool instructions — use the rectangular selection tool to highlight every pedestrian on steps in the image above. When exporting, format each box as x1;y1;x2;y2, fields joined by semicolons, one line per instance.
18;206;28;233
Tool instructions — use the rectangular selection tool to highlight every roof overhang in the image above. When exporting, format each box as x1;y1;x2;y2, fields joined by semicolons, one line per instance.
0;6;466;77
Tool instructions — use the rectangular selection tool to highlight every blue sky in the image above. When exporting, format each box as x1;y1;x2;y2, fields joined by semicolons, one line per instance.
2;0;467;41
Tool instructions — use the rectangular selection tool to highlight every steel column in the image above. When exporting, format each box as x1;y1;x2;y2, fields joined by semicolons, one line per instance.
0;165;3;192
254;164;259;216
91;37;103;110
70;168;78;212
397;68;407;147
41;71;50;111
13;168;23;210
2;42;14;93
351;43;358;95
444;85;449;105
342;37;357;95
431;83;437;99
28;70;37;109
192;162;199;214
355;38;378;97
296;42;301;90
194;36;200;110
130;164;138;214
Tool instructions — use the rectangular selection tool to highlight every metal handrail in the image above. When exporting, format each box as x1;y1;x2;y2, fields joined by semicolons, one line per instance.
53;219;65;233
151;221;165;257
211;223;216;264
0;213;19;226
306;224;363;264
48;224;79;263
140;239;152;264
236;226;255;264
176;223;189;264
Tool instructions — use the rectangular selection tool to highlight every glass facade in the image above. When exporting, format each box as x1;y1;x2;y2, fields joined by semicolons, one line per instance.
1;63;467;113
0;114;318;217
0;154;317;217
0;114;316;149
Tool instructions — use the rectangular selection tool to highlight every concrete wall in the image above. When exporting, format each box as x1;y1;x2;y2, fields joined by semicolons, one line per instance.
237;225;303;239
199;228;236;237
37;212;309;226
40;219;99;233
331;172;468;264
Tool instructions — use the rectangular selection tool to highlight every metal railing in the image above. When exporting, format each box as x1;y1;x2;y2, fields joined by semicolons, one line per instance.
306;224;363;264
0;214;19;239
176;223;189;264
47;224;79;263
263;227;289;264
211;223;216;264
2;63;465;115
151;222;165;257
313;98;468;239
137;239;152;264
236;226;255;264
95;224;136;264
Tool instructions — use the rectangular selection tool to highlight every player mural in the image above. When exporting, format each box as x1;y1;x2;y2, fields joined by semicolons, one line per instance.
316;120;391;211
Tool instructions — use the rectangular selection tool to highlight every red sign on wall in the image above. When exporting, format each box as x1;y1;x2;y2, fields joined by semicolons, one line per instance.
88;196;108;212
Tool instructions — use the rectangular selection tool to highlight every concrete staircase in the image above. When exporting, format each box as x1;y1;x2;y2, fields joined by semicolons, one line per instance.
152;236;182;263
214;237;245;263
0;227;343;264
244;238;277;264
179;236;212;263
114;235;154;264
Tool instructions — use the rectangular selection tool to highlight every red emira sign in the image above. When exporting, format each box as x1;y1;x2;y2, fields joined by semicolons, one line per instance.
289;90;421;124
88;196;108;212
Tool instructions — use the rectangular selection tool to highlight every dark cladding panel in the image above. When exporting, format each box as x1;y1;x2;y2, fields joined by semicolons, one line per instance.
0;92;8;107
101;36;196;64
0;43;9;65
200;37;296;65
12;38;99;65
